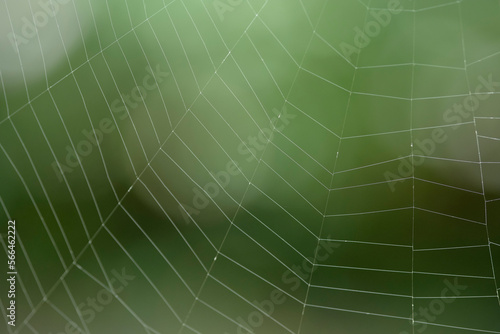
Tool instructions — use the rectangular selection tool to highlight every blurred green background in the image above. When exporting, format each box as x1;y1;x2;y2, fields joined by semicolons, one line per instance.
1;0;500;333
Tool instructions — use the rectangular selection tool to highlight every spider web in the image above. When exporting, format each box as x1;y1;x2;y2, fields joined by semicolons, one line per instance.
1;0;500;333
